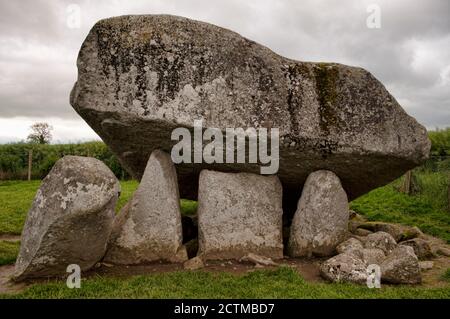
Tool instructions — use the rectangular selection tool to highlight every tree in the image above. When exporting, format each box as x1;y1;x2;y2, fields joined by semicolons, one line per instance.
27;122;53;144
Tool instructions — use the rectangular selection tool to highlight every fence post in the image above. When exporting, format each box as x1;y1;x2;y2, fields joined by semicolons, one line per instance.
448;173;450;212
400;170;412;194
27;149;33;181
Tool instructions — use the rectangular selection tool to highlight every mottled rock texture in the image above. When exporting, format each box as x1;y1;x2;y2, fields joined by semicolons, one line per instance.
400;238;433;260
14;156;120;280
364;231;397;255
336;238;364;254
320;250;368;284
288;170;348;257
197;170;283;260
70;14;430;211
104;150;187;264
381;245;421;284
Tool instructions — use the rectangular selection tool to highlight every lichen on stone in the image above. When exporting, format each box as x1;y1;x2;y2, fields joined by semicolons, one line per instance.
313;63;340;134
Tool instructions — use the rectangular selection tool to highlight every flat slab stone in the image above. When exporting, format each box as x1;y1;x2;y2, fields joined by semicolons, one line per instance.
70;14;430;209
104;150;187;264
197;170;283;260
14;156;120;280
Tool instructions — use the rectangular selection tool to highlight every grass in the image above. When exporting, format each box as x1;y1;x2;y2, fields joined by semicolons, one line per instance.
443;269;450;283
1;267;449;299
351;177;450;243
0;177;448;299
0;180;196;236
0;240;20;266
0;180;41;235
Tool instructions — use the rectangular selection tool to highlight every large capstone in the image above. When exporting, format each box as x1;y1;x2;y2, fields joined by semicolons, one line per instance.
104;150;187;264
197;170;283;260
71;14;430;210
288;170;349;257
14;156;120;280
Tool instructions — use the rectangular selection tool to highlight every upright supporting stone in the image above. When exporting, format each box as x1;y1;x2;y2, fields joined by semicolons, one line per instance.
197;170;283;260
288;170;349;257
14;156;120;280
104;150;187;264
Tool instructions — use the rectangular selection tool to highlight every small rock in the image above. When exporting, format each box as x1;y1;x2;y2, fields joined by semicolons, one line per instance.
357;222;422;242
336;238;363;254
358;248;386;265
353;228;373;236
437;246;450;257
349;210;365;221
183;256;204;270
364;231;397;254
400;238;433;260
319;250;368;284
381;246;421;284
418;261;433;271
240;253;278;266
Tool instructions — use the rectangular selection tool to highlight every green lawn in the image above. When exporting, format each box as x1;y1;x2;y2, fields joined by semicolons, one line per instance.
0;180;195;236
0;240;20;266
351;180;450;243
0;180;41;235
2;267;449;299
0;178;449;299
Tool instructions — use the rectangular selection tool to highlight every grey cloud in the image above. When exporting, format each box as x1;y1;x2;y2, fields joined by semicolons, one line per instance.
0;0;449;129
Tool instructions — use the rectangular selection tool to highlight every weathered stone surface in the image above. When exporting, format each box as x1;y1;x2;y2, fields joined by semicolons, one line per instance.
358;248;386;265
240;253;278;266
357;222;423;242
400;238;433;260
71;14;430;209
183;256;204;270
353;228;373;237
288;170;348;257
336;238;363;254
320;250;368;284
14;156;120;280
104;150;187;264
364;231;397;255
381;246;421;284
437;246;450;257
197;170;283;260
418;261;433;271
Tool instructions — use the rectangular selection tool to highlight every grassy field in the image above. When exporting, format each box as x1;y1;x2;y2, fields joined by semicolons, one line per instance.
0;177;449;298
351;175;450;243
0;180;197;236
0;240;20;266
2;267;450;299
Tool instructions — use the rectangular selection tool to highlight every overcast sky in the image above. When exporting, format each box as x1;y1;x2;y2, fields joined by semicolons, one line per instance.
0;0;449;143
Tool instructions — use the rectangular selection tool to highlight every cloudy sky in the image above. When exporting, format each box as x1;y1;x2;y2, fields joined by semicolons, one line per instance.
0;0;449;143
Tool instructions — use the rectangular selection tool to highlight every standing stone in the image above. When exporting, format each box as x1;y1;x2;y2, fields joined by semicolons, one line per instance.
288;170;349;257
197;170;283;260
104;150;187;264
14;156;120;280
